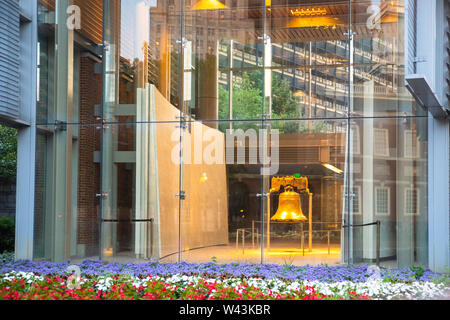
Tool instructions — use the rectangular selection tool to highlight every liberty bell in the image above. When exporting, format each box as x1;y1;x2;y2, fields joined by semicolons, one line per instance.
271;186;307;222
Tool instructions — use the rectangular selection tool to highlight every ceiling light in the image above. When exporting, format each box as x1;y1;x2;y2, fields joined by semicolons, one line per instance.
322;163;343;174
192;0;227;10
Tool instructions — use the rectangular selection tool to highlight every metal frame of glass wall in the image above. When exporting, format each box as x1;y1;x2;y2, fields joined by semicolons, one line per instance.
32;0;429;268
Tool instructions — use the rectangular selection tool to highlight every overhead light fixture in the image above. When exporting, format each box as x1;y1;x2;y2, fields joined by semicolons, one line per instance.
286;16;342;28
192;0;227;10
322;163;343;174
290;8;327;17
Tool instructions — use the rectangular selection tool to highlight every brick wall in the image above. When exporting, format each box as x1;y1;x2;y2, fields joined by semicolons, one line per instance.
77;56;102;257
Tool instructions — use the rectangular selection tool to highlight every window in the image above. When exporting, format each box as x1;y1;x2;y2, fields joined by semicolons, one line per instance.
352;186;361;215
404;129;420;158
373;128;389;157
351;125;360;154
375;187;390;216
339;185;361;215
404;188;420;216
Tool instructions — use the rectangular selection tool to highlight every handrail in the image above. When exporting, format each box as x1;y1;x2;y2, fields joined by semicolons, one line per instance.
342;220;381;266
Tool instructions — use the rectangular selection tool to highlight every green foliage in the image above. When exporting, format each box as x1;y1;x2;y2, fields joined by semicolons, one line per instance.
219;72;263;132
0;126;17;178
431;268;450;286
0;252;14;263
0;217;15;253
281;255;295;271
409;265;426;280
218;71;331;134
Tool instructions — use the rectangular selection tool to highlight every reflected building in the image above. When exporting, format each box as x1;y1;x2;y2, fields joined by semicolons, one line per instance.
1;0;449;271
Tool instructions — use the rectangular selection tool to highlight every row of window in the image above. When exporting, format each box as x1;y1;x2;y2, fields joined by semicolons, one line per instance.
350;186;420;216
351;128;421;158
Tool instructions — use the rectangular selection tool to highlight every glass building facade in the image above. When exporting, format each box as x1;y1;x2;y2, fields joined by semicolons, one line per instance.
32;0;429;268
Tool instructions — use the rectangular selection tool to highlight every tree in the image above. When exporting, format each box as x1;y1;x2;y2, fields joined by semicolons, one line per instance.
0;125;17;178
218;71;304;133
219;72;262;131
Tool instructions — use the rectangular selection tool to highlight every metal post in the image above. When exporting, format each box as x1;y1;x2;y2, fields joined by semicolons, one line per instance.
228;40;233;131
376;220;380;266
252;220;255;248
309;192;313;252
308;41;312;132
53;0;75;261
328;230;331;255
267;193;271;250
302;232;305;256
242;230;245;254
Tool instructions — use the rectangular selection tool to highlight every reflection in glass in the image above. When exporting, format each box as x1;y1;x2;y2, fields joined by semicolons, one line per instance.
350;117;428;268
32;0;429;268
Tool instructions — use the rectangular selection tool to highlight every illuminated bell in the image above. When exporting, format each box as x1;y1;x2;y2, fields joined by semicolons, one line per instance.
271;186;307;222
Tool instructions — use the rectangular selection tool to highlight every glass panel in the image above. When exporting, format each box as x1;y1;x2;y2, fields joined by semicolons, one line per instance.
99;120;182;263
37;0;83;126
37;0;55;124
350;0;426;117
181;120;264;264
260;119;347;265
264;0;350;119
349;116;428;268
31;0;429;268
178;118;348;266
184;2;265;122
100;0;184;125
34;124;102;260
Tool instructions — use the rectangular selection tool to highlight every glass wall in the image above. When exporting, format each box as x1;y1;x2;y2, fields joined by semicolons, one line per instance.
34;0;428;268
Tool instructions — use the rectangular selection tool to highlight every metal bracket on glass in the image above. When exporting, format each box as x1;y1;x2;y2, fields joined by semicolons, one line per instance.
94;43;105;56
175;191;187;200
256;122;271;128
175;123;188;129
175;115;188;129
343;30;356;40
96;192;109;200
256;113;271;127
346;111;359;122
102;41;110;52
176;38;188;49
257;113;271;120
256;193;270;198
54;120;67;132
258;34;271;45
343;193;356;199
96;118;111;130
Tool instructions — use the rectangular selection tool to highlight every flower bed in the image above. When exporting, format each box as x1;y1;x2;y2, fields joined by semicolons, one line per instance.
0;271;369;300
0;258;449;300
